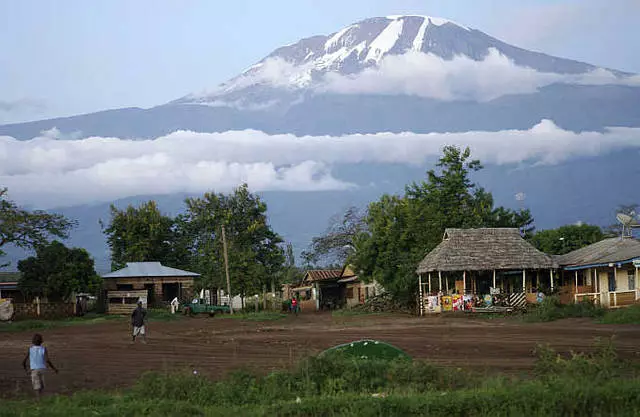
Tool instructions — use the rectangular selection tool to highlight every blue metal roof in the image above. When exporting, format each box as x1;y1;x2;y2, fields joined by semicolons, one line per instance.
102;262;200;278
564;258;639;271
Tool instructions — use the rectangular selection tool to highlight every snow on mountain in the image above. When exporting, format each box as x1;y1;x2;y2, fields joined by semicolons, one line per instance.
175;15;627;107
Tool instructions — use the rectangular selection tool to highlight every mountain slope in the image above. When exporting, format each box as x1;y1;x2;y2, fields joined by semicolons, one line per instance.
1;15;637;140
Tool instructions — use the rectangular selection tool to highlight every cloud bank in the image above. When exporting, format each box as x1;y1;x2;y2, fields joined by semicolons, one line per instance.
1;120;640;208
210;49;639;104
320;50;640;101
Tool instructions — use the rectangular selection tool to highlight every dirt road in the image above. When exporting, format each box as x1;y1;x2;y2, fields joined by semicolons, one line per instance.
1;313;639;397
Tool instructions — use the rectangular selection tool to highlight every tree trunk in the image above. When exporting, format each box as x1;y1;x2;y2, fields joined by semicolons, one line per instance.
271;280;276;311
263;284;267;311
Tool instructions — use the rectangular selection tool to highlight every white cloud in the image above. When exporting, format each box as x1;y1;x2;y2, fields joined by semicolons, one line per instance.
202;49;639;104
319;49;640;101
1;119;640;208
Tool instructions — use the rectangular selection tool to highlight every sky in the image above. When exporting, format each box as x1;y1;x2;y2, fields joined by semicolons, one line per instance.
1;0;638;124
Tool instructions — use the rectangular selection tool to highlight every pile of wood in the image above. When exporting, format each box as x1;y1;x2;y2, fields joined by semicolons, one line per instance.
352;294;411;314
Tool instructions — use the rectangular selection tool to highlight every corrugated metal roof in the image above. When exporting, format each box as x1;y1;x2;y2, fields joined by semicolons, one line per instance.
0;271;21;283
102;262;200;278
556;238;640;268
304;270;342;282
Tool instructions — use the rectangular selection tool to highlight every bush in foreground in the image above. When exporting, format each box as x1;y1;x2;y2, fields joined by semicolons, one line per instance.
2;339;640;416
524;296;605;322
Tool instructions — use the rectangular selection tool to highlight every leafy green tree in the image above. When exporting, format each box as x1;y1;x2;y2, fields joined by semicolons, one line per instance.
179;184;285;304
282;242;303;285
530;224;605;255
102;201;182;270
353;146;534;303
0;187;74;267
18;241;101;300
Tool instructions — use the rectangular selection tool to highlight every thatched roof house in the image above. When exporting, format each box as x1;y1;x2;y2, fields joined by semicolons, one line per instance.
416;228;555;274
556;237;640;270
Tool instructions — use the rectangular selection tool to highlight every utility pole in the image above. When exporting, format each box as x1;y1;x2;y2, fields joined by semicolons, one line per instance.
221;224;233;314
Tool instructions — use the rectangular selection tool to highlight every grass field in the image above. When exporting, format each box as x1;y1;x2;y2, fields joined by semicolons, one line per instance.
2;340;640;416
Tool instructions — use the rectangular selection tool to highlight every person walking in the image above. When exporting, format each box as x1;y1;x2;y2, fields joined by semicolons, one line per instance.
22;333;58;399
131;300;147;344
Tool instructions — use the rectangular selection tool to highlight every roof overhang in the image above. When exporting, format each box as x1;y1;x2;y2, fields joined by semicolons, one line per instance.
338;277;358;283
292;286;313;291
563;257;640;271
0;282;18;290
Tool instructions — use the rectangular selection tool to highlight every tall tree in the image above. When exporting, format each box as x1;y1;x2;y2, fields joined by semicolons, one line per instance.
18;241;101;300
0;187;74;267
179;184;285;302
302;206;367;266
530;224;605;255
102;201;180;271
353;146;535;303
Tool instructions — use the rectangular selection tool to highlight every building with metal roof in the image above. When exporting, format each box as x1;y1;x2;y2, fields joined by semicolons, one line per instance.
102;262;199;307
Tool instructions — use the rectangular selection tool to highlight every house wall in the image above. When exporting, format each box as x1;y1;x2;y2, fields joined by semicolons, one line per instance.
103;276;194;305
594;266;637;293
345;281;381;308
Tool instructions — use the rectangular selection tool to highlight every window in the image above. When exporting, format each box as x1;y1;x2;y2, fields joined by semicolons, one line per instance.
365;287;370;299
346;287;354;298
628;270;636;291
116;284;133;291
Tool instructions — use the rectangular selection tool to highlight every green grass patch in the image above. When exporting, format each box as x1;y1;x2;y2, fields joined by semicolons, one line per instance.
0;313;123;333
146;308;182;322
599;304;640;324
3;339;640;416
523;296;605;323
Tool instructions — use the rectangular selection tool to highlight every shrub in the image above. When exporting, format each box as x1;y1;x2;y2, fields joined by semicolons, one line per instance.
524;296;604;322
599;304;640;324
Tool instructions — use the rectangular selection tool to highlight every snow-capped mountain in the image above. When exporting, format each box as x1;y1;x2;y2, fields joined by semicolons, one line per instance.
2;14;638;140
1;15;639;272
174;15;628;108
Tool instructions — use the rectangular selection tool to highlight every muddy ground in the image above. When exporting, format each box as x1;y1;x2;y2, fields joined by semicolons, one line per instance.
1;313;639;397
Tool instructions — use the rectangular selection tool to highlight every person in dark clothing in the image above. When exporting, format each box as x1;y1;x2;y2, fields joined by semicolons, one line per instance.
131;301;147;344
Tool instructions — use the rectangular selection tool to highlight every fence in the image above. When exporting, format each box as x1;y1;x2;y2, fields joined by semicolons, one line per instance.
13;299;75;320
574;290;640;308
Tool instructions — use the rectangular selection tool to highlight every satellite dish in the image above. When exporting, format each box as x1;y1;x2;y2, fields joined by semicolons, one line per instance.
617;213;633;225
617;213;640;238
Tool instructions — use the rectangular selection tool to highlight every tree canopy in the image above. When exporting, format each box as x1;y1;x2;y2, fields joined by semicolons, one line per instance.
530;224;605;255
102;185;286;300
177;184;285;299
0;187;74;267
18;241;101;300
102;201;180;271
352;146;534;302
302;206;366;267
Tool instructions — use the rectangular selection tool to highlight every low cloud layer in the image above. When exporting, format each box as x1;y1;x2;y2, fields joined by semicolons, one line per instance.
320;50;640;101
216;49;639;104
1;119;640;208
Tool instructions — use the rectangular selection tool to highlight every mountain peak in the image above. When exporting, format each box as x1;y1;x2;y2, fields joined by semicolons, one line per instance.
175;14;601;107
384;15;470;31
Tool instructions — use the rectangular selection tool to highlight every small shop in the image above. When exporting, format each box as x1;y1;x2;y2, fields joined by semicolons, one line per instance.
416;228;556;315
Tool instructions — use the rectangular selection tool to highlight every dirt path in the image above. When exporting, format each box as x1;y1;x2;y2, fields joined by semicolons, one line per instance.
1;313;639;397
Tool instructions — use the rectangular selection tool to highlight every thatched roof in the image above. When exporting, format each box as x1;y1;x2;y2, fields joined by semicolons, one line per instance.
416;228;555;273
556;237;640;269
